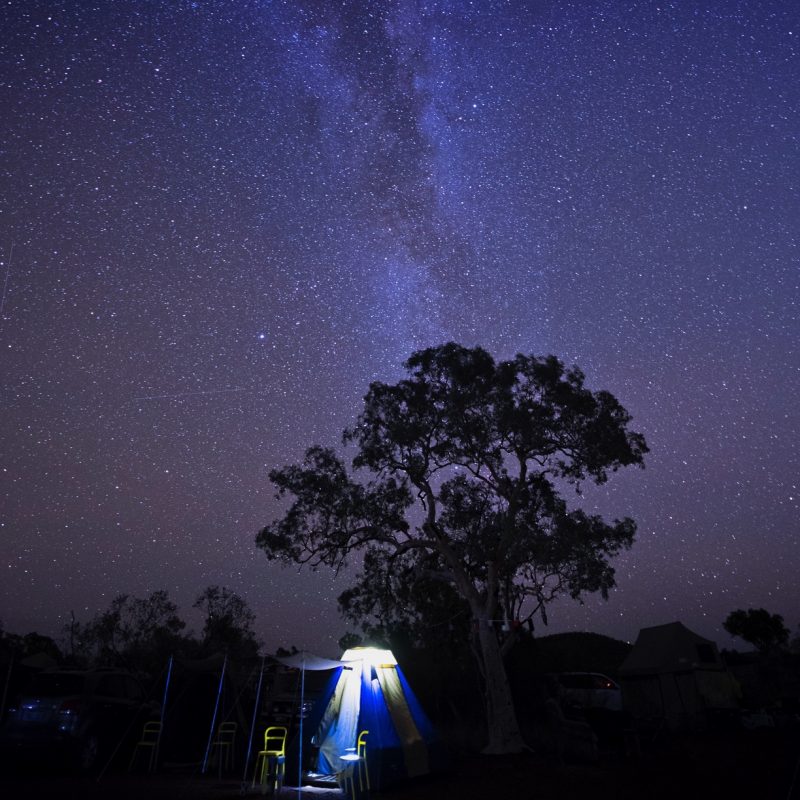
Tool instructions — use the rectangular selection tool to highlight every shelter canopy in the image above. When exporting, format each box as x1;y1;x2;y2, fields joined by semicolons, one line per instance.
274;652;344;671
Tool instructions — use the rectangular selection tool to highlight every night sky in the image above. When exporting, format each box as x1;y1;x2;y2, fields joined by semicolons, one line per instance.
1;1;798;656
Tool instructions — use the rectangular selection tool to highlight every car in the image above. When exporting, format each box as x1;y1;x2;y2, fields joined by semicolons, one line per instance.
0;668;157;771
552;672;623;712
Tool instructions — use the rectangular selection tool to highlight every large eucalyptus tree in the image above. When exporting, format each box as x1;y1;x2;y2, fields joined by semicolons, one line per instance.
257;343;647;752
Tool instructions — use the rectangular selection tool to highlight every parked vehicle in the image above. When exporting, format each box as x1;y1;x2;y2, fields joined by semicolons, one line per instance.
0;668;157;771
553;672;623;712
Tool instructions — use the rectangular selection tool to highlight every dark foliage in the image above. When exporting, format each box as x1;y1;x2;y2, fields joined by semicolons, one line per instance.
0;623;63;666
723;607;790;653
64;590;189;672
193;584;261;661
258;343;646;640
54;586;260;676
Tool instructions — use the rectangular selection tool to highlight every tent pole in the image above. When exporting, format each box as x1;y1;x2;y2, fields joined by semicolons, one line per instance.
156;655;173;769
243;656;266;787
0;650;14;726
202;654;227;774
297;652;306;800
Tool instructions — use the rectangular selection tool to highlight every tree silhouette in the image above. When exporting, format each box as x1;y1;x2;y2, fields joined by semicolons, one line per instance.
68;590;187;672
723;608;789;653
0;621;63;665
257;343;647;752
193;585;260;660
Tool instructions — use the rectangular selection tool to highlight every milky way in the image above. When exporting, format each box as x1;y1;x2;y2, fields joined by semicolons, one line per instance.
1;1;798;654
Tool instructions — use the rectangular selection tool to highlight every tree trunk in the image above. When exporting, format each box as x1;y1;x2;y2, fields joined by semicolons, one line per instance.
475;617;526;753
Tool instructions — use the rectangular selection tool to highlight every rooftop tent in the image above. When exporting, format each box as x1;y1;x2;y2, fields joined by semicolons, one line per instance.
619;621;739;730
305;647;441;789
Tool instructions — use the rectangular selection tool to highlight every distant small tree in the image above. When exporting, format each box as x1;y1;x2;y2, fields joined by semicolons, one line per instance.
193;585;260;660
791;625;800;655
0;622;63;665
68;590;188;672
723;608;789;653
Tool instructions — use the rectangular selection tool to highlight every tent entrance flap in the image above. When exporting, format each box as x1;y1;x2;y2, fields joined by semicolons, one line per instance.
376;666;428;777
317;665;361;775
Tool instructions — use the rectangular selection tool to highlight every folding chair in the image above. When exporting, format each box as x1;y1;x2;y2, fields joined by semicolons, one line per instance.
128;721;162;773
211;721;237;776
356;729;370;793
338;730;369;800
252;725;287;794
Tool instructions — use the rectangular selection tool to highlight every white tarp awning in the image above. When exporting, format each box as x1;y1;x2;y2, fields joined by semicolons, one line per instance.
274;651;344;671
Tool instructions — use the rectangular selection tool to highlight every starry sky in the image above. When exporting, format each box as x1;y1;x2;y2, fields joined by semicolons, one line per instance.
1;1;798;656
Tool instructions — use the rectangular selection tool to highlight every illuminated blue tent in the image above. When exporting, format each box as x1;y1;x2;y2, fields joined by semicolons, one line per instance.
304;647;442;789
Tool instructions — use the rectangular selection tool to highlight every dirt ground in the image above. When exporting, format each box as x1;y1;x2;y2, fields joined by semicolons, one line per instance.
2;726;799;800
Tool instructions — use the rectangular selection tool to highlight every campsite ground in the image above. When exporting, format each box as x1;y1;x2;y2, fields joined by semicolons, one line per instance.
2;725;799;800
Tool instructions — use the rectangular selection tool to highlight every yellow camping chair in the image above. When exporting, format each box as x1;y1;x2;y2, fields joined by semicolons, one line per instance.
210;721;237;776
252;725;287;794
356;729;370;792
339;730;369;800
128;720;162;773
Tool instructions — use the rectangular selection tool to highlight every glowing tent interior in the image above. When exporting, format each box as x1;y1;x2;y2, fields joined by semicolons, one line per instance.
302;647;442;789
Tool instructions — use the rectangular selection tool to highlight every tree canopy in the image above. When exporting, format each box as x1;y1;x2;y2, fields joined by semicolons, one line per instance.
0;622;63;666
193;584;260;661
723;607;790;654
62;586;260;672
257;343;647;752
67;589;187;671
